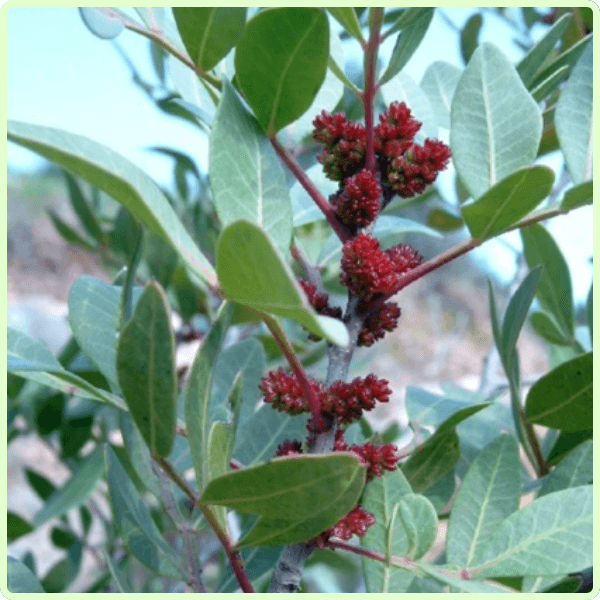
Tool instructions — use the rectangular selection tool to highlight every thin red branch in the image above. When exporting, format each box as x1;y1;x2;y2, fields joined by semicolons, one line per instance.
153;456;255;593
264;317;328;432
270;135;350;243
363;8;384;175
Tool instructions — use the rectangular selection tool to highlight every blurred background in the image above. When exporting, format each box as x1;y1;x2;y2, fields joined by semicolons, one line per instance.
7;6;593;592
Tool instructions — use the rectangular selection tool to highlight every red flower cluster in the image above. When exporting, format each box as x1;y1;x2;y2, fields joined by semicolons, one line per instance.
313;102;451;200
325;375;391;423
358;302;401;347
313;110;367;181
311;505;376;548
331;169;381;230
340;234;422;301
259;370;390;424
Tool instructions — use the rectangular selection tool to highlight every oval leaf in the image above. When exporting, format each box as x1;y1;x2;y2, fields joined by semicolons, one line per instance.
530;311;570;346
561;180;593;210
525;352;592;432
461;166;554;240
235;8;329;134
7;121;216;287
201;453;365;519
173;8;246;72
216;220;348;346
7;557;45;593
78;7;124;40
447;435;521;567
451;43;543;199
117;282;177;457
555;40;593;184
460;14;482;64
210;81;292;254
326;7;363;41
538;440;592;497
472;485;592;577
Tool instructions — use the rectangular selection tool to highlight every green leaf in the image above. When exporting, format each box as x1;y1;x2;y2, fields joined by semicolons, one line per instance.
117;282;177;457
516;13;571;88
207;421;234;530
420;61;462;129
460;14;482;64
185;303;232;491
380;8;434;85
78;7;124;39
547;429;592;465
105;553;132;593
555;40;593;184
396;494;438;560
520;224;574;337
525;352;592;431
450;43;543;199
8;512;34;542
361;468;414;592
7;557;45;593
487;280;503;355
539;440;592;497
201;453;365;519
25;469;56;501
326;7;363;41
50;527;79;549
210;81;292;254
415;564;517;592
530;34;591;90
173;8;246;72
40;558;78;593
427;208;463;232
7;327;125;410
235;8;329;134
46;209;96;250
63;172;104;243
561;180;593;210
500;266;543;374
447;435;521;567
461;167;554;240
401;428;460;493
218;546;282;592
237;458;365;547
233;405;308;467
530;65;569;102
105;446;182;578
7;121;216;287
470;486;592;577
119;412;161;497
69;277;135;389
216;220;348;346
33;448;104;526
530;311;570;345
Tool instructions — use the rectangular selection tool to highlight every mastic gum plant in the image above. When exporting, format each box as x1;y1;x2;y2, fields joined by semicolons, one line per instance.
7;7;593;594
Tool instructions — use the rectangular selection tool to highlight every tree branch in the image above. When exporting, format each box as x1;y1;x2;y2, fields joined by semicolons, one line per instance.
152;456;255;593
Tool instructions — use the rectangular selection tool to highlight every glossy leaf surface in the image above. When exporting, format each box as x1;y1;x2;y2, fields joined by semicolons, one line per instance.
525;352;592;431
235;8;329;134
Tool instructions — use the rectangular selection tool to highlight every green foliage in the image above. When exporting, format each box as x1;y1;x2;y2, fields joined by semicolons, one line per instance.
7;7;592;594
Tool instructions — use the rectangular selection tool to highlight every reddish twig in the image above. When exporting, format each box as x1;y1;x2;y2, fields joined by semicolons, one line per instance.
363;8;383;176
270;135;350;243
153;456;255;593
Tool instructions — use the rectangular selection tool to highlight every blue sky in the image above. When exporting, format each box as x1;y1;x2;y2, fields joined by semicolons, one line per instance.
6;7;593;302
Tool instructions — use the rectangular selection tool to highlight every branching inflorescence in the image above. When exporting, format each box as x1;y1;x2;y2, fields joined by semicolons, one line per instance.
259;101;451;547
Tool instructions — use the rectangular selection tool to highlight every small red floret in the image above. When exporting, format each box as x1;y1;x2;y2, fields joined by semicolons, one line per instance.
332;169;381;229
358;302;401;347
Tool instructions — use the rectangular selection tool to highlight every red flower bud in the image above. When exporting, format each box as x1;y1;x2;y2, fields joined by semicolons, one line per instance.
332;169;381;229
358;302;401;347
349;442;399;480
275;439;303;457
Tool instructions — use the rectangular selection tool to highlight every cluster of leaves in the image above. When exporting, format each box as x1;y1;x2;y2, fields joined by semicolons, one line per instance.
7;6;592;594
